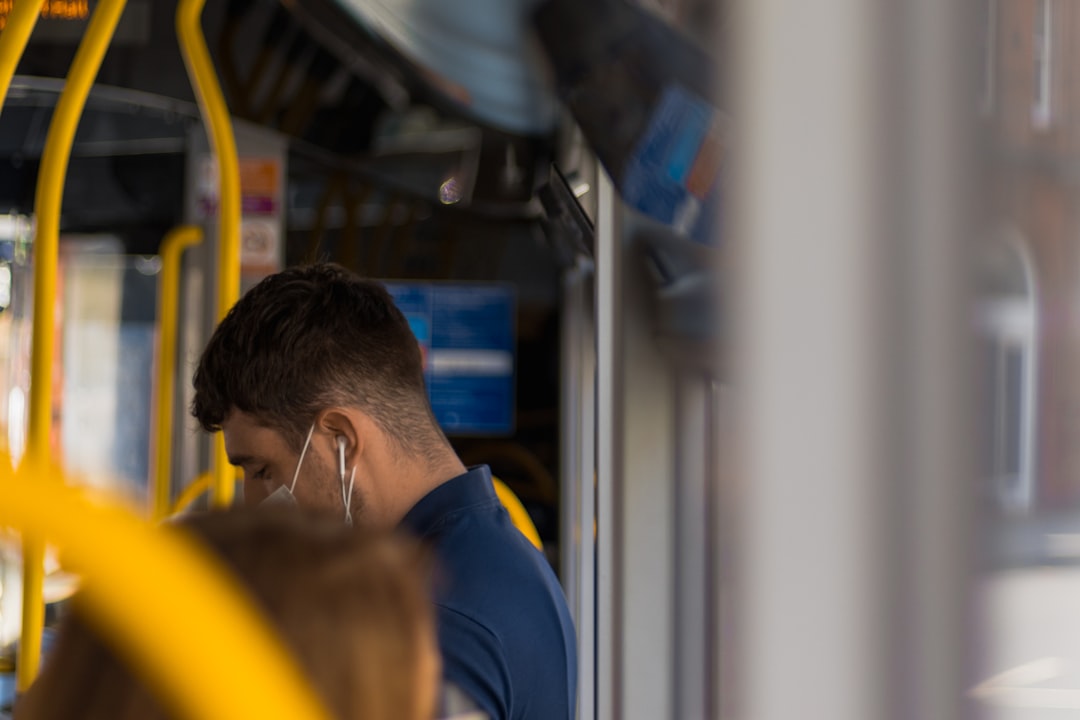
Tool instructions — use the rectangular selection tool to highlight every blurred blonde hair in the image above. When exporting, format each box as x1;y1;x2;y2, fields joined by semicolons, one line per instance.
15;507;437;720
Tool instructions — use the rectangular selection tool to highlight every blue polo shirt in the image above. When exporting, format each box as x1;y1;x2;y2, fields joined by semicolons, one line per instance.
400;465;577;720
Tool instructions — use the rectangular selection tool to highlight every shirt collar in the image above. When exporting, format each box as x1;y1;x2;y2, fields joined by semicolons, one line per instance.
400;465;497;536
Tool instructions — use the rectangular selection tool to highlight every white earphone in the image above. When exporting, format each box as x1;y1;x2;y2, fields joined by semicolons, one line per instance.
337;435;355;526
337;435;346;477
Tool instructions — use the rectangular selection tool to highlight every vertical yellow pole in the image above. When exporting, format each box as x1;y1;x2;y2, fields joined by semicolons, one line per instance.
19;0;129;690
0;0;47;694
177;0;240;508
0;0;47;115
151;226;202;520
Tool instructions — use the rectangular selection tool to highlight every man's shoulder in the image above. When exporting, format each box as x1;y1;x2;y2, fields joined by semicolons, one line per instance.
433;519;575;661
427;501;578;720
426;498;530;555
434;582;575;720
428;504;561;593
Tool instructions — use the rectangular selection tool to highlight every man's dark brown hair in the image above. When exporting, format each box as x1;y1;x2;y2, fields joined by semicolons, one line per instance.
191;263;437;453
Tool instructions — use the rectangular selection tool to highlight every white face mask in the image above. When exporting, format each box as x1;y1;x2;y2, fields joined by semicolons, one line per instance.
260;423;356;527
259;423;315;510
260;483;298;508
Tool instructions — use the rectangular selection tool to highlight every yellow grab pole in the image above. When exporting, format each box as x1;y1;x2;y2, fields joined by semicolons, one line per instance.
170;471;212;516
0;0;47;114
170;469;241;517
0;467;330;720
16;509;44;692
177;0;241;508
492;477;543;551
151;226;203;520
19;0;129;690
0;0;49;693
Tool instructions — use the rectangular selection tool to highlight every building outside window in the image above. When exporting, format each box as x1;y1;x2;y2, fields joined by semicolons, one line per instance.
977;235;1038;512
980;0;997;115
1032;0;1053;128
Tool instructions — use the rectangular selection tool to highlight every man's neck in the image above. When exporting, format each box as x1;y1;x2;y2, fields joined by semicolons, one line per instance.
367;446;467;529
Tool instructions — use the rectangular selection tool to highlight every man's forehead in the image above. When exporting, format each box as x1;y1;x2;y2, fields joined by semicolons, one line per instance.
221;409;262;432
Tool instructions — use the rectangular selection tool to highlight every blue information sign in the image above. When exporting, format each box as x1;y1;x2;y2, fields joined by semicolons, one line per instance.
384;282;516;435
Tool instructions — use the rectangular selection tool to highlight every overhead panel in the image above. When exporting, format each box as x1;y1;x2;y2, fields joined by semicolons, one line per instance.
329;0;558;136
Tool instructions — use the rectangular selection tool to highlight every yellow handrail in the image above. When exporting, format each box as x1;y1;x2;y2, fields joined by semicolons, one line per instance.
493;477;543;551
171;471;212;515
152;226;203;520
0;465;330;720
20;0;129;690
0;0;47;691
177;0;241;509
170;469;242;517
0;0;46;115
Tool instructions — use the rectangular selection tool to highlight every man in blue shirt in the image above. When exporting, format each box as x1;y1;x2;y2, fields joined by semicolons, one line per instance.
191;263;576;720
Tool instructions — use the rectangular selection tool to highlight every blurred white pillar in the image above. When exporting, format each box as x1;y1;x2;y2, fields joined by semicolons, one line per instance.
729;0;976;718
561;254;597;720
596;171;678;720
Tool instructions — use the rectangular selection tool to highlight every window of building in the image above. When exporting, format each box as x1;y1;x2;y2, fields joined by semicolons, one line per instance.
1033;0;1053;128
977;235;1038;512
980;0;997;115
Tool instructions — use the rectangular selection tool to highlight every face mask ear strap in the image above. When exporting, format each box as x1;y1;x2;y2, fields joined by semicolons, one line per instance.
290;424;316;494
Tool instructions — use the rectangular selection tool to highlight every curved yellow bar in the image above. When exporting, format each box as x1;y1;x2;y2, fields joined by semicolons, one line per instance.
20;0;129;690
0;467;330;720
493;477;543;551
0;0;46;114
171;471;212;515
152;226;203;520
170;469;241;517
176;0;241;509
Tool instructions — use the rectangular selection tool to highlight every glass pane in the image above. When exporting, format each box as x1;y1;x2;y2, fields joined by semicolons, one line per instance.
58;240;160;498
0;249;165;494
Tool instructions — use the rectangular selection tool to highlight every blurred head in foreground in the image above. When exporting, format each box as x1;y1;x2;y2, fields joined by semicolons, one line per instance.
14;507;439;720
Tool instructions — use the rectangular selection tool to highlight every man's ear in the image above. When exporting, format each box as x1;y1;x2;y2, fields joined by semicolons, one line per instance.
316;408;363;465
